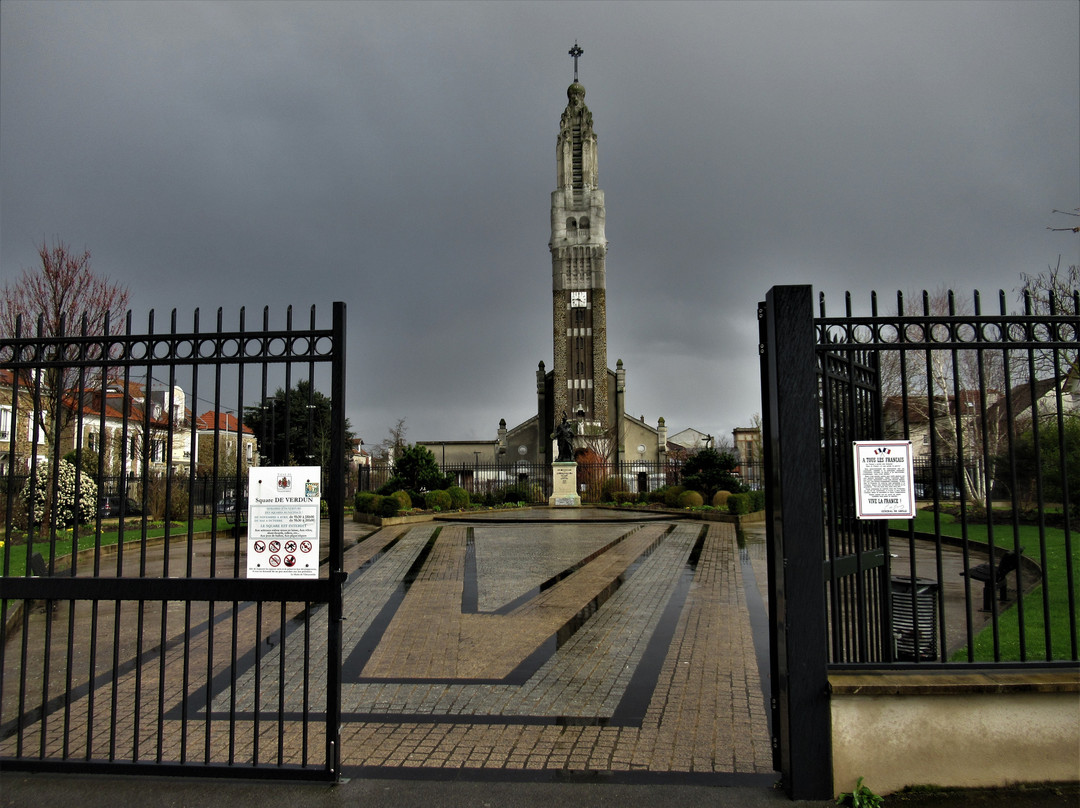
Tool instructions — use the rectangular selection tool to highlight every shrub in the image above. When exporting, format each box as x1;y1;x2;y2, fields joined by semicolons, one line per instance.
727;493;751;514
447;486;470;509
355;492;376;513
677;490;704;508
613;491;638;505
600;475;628;502
63;448;100;482
712;490;732;508
663;485;686;508
378;495;400;517
382;444;451;494
646;488;668;505
424;489;452;511
497;483;539;504
681;448;742;498
390;489;412;511
166;481;190;521
748;489;766;512
21;459;98;528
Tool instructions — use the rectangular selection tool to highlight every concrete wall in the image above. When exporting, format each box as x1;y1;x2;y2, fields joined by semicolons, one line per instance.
830;671;1079;796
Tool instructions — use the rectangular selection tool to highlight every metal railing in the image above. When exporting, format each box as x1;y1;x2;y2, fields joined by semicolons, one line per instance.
1;304;347;779
815;289;1078;667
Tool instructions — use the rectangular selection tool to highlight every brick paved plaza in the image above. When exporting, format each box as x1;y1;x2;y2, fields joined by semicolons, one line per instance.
2;511;775;783
329;512;774;778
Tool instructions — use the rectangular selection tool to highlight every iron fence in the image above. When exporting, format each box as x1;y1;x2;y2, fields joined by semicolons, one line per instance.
1;304;347;779
799;288;1076;668
760;285;1079;798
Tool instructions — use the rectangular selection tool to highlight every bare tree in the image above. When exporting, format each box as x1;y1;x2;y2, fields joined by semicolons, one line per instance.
881;287;1014;506
1019;256;1080;380
374;417;408;461
0;240;130;444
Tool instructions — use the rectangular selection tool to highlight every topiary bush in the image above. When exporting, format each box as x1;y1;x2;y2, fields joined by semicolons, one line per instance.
355;491;376;513
424;489;452;511
378;495;400;517
663;485;686;508
447;486;470;509
613;491;639;505
712;490;732;508
677;490;704;508
727;492;751;514
749;489;766;512
390;489;412;512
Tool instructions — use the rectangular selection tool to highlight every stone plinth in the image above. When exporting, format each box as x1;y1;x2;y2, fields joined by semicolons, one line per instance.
548;461;581;507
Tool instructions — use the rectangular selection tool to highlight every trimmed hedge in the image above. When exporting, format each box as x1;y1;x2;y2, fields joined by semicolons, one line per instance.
677;490;704;508
447;486;470;509
662;486;686;508
712;490;732;508
727;493;751;514
424;489;452;511
390;489;412;511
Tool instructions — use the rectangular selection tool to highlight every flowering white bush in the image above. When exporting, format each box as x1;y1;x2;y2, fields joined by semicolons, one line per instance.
21;459;98;528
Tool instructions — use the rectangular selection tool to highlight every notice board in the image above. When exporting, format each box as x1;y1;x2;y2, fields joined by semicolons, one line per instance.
246;466;321;578
852;441;916;520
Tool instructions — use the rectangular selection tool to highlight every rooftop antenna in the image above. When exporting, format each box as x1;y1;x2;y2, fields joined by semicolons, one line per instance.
569;41;583;82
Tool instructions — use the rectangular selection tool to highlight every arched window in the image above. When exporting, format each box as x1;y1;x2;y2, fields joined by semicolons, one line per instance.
566;217;577;236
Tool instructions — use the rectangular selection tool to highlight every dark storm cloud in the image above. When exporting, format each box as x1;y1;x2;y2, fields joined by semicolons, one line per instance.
2;0;1077;444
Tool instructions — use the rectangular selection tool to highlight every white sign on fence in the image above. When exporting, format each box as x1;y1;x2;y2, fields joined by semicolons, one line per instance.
246;466;321;578
852;441;916;520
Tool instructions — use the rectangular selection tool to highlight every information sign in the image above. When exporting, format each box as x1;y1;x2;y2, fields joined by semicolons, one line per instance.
852;441;916;520
246;466;321;578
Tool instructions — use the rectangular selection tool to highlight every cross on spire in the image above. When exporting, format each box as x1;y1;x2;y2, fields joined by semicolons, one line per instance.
568;42;583;82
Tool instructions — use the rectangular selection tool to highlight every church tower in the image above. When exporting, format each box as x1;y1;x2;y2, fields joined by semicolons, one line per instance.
550;43;608;431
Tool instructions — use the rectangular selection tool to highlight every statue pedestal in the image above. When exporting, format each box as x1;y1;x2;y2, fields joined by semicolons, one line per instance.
548;461;581;507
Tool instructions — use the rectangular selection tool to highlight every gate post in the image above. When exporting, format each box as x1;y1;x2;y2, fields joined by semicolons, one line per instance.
760;286;831;800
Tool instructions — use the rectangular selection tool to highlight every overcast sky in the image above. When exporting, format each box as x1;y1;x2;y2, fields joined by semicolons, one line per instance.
2;1;1077;448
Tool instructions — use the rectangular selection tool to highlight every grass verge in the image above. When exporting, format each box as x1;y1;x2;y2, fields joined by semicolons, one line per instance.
892;509;1077;661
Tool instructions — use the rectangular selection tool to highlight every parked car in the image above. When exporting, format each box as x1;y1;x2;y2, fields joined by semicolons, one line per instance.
215;496;248;523
99;495;142;518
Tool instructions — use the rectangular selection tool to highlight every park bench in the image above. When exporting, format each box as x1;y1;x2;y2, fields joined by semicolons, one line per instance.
960;548;1023;612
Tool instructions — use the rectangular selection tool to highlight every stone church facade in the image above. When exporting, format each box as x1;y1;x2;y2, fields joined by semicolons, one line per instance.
421;60;667;469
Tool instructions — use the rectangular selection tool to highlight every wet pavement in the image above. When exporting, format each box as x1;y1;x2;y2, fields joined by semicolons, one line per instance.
2;509;774;785
3;508;1076;806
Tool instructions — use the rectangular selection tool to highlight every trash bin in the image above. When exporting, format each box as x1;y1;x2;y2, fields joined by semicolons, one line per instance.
891;576;938;661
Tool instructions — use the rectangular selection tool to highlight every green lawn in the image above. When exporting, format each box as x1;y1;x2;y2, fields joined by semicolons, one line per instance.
1;518;219;578
893;509;1078;662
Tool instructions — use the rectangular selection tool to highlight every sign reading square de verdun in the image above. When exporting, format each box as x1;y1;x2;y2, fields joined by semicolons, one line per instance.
247;466;321;578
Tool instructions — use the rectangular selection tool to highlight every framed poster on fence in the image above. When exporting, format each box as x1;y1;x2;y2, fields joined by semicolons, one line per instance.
852;441;916;520
246;466;322;578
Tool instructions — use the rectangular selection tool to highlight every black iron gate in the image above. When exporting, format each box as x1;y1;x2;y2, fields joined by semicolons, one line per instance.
760;284;1079;800
1;303;347;780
